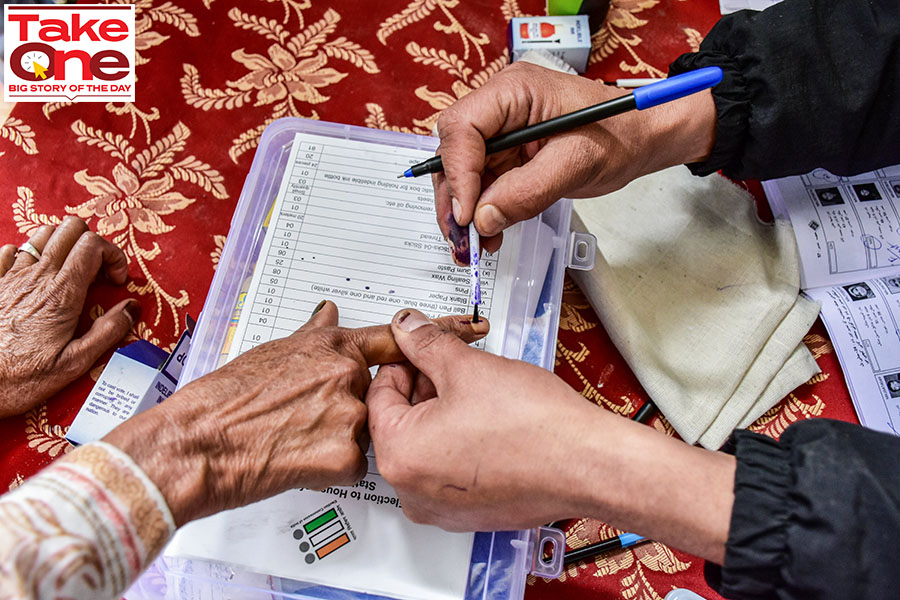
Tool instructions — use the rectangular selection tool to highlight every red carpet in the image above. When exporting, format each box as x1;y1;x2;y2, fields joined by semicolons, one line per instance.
0;2;857;598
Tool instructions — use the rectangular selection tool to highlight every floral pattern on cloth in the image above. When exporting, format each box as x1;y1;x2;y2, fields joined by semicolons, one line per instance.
0;2;860;599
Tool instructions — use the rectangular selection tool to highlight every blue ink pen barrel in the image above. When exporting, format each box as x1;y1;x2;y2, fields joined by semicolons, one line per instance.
469;224;481;322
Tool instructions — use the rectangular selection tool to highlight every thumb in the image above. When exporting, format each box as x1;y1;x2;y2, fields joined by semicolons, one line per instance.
473;146;578;237
58;298;139;376
390;309;470;387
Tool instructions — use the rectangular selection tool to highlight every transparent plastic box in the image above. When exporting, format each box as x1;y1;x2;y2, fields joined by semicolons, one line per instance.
128;118;595;600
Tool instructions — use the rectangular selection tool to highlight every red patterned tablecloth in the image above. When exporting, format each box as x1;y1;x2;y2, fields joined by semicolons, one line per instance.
0;1;858;599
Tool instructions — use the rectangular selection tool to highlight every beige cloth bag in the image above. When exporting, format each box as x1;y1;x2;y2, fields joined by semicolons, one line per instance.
570;166;821;449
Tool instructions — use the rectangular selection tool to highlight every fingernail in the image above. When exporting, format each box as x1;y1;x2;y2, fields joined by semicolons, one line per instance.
476;204;507;236
460;317;490;334
471;318;489;332
123;300;141;325
395;309;431;332
312;299;327;316
451;197;463;225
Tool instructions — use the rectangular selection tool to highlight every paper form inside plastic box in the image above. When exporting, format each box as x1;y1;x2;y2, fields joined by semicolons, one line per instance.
154;118;582;600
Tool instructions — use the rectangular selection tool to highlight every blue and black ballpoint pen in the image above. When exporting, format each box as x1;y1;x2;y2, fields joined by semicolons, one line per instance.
563;532;646;566
397;66;724;179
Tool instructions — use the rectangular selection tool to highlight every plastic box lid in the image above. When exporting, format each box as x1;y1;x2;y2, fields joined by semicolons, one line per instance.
128;117;594;600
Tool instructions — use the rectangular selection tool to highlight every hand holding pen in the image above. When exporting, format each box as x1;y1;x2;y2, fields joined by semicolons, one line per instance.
427;61;721;254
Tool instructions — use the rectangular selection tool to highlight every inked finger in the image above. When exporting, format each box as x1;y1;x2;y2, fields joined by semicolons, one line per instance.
42;216;89;270
58;231;128;289
444;212;471;267
294;299;338;332
11;224;54;271
433;156;473;266
0;244;17;277
344;312;490;367
433;170;453;235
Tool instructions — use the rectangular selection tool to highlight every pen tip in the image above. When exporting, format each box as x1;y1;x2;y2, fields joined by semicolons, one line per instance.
396;174;404;179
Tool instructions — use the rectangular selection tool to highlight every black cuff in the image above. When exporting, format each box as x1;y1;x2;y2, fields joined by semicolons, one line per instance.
705;429;791;599
669;51;750;178
706;420;900;599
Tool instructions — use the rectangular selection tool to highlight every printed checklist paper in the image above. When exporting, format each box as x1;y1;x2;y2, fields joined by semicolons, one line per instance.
167;133;523;600
227;133;517;358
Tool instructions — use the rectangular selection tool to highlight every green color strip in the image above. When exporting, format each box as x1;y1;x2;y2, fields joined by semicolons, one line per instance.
304;509;337;533
547;0;583;15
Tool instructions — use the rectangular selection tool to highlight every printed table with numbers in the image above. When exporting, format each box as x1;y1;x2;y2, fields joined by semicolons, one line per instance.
229;131;511;358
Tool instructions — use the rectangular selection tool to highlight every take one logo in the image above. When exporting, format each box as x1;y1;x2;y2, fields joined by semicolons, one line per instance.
3;4;135;102
291;503;355;564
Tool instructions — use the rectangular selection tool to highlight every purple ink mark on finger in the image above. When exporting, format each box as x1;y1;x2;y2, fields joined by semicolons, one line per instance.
446;213;470;266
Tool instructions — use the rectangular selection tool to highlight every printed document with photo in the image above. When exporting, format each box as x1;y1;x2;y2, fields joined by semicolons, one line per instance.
765;165;900;437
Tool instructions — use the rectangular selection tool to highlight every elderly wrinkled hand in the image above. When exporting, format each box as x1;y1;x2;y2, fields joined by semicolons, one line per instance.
104;302;489;526
0;216;139;418
433;61;716;255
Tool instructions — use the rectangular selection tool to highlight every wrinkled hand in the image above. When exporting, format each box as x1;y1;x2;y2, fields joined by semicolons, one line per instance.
367;309;599;531
434;61;716;253
104;302;489;526
0;217;139;418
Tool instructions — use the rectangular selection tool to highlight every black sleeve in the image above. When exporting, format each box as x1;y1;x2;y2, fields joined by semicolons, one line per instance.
705;419;900;599
668;0;900;180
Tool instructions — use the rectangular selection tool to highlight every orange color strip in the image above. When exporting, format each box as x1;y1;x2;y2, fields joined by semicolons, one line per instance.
315;533;350;559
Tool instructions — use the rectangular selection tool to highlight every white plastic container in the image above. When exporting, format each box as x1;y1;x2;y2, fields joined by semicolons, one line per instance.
128;117;596;600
